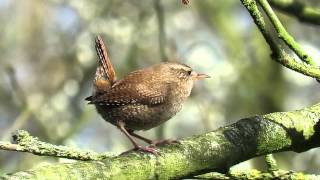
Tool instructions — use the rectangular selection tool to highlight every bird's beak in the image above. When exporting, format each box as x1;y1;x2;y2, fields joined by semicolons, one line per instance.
194;73;210;80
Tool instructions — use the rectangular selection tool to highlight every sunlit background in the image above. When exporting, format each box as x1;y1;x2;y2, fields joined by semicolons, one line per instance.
0;0;319;174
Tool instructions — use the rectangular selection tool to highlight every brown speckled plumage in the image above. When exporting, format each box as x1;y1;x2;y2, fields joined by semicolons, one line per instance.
86;36;209;154
88;63;194;130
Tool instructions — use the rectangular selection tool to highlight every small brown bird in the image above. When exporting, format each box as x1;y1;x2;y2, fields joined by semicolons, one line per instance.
86;35;209;154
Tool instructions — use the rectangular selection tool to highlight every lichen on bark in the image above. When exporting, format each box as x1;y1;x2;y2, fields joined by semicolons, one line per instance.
4;103;320;179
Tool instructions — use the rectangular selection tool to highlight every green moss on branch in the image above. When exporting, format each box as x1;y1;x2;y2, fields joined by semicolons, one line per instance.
196;169;320;179
241;0;320;79
258;0;317;66
0;130;114;161
4;103;320;179
269;0;320;25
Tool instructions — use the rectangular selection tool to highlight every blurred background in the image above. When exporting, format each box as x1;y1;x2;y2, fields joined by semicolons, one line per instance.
0;0;319;174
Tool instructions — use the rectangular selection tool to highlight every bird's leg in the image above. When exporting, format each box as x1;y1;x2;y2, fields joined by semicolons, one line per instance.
128;131;153;144
128;131;180;147
117;122;159;155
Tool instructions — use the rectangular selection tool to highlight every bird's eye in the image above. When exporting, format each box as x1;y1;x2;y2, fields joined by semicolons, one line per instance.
187;70;192;75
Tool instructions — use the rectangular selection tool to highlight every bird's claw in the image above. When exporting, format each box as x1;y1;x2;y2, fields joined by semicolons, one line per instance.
135;146;160;155
121;146;160;155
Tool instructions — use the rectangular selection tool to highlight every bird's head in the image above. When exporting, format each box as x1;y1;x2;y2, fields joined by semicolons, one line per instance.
153;62;210;98
159;62;210;82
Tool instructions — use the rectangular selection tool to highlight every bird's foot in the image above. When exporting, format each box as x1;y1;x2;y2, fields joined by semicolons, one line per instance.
135;146;160;155
149;139;180;147
121;146;159;155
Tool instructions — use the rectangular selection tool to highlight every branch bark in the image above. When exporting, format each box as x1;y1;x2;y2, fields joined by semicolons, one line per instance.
241;0;320;80
195;169;320;179
258;0;317;66
3;103;320;179
0;130;114;161
269;0;320;25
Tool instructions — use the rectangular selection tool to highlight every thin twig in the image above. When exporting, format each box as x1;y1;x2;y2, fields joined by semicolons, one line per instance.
154;0;168;61
1;107;32;141
240;0;320;79
0;142;18;151
258;0;317;66
0;130;115;161
269;0;320;25
265;154;278;172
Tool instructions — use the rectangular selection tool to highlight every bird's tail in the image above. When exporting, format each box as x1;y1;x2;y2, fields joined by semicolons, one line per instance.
93;35;116;93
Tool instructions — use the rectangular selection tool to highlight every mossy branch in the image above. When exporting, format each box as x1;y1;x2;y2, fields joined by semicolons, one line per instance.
265;154;278;172
258;0;317;66
2;103;320;179
0;130;115;161
195;169;320;179
241;0;320;79
269;0;320;25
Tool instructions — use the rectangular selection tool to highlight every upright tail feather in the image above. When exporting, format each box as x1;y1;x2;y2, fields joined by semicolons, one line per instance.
95;35;116;84
92;35;117;93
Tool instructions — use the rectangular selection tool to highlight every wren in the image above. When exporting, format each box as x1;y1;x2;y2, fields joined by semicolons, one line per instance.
86;35;209;154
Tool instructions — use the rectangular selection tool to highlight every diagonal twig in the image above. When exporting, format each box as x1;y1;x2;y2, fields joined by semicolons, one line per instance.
269;0;320;25
258;0;317;66
241;0;320;79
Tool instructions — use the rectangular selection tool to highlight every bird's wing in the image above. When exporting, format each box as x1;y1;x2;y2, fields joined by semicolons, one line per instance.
86;70;168;107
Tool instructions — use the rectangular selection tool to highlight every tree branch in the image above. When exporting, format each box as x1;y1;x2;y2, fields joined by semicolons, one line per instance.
2;1;320;178
269;0;320;25
154;0;168;61
0;130;114;161
3;103;320;179
195;169;320;179
241;0;320;79
258;0;317;66
265;154;278;172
